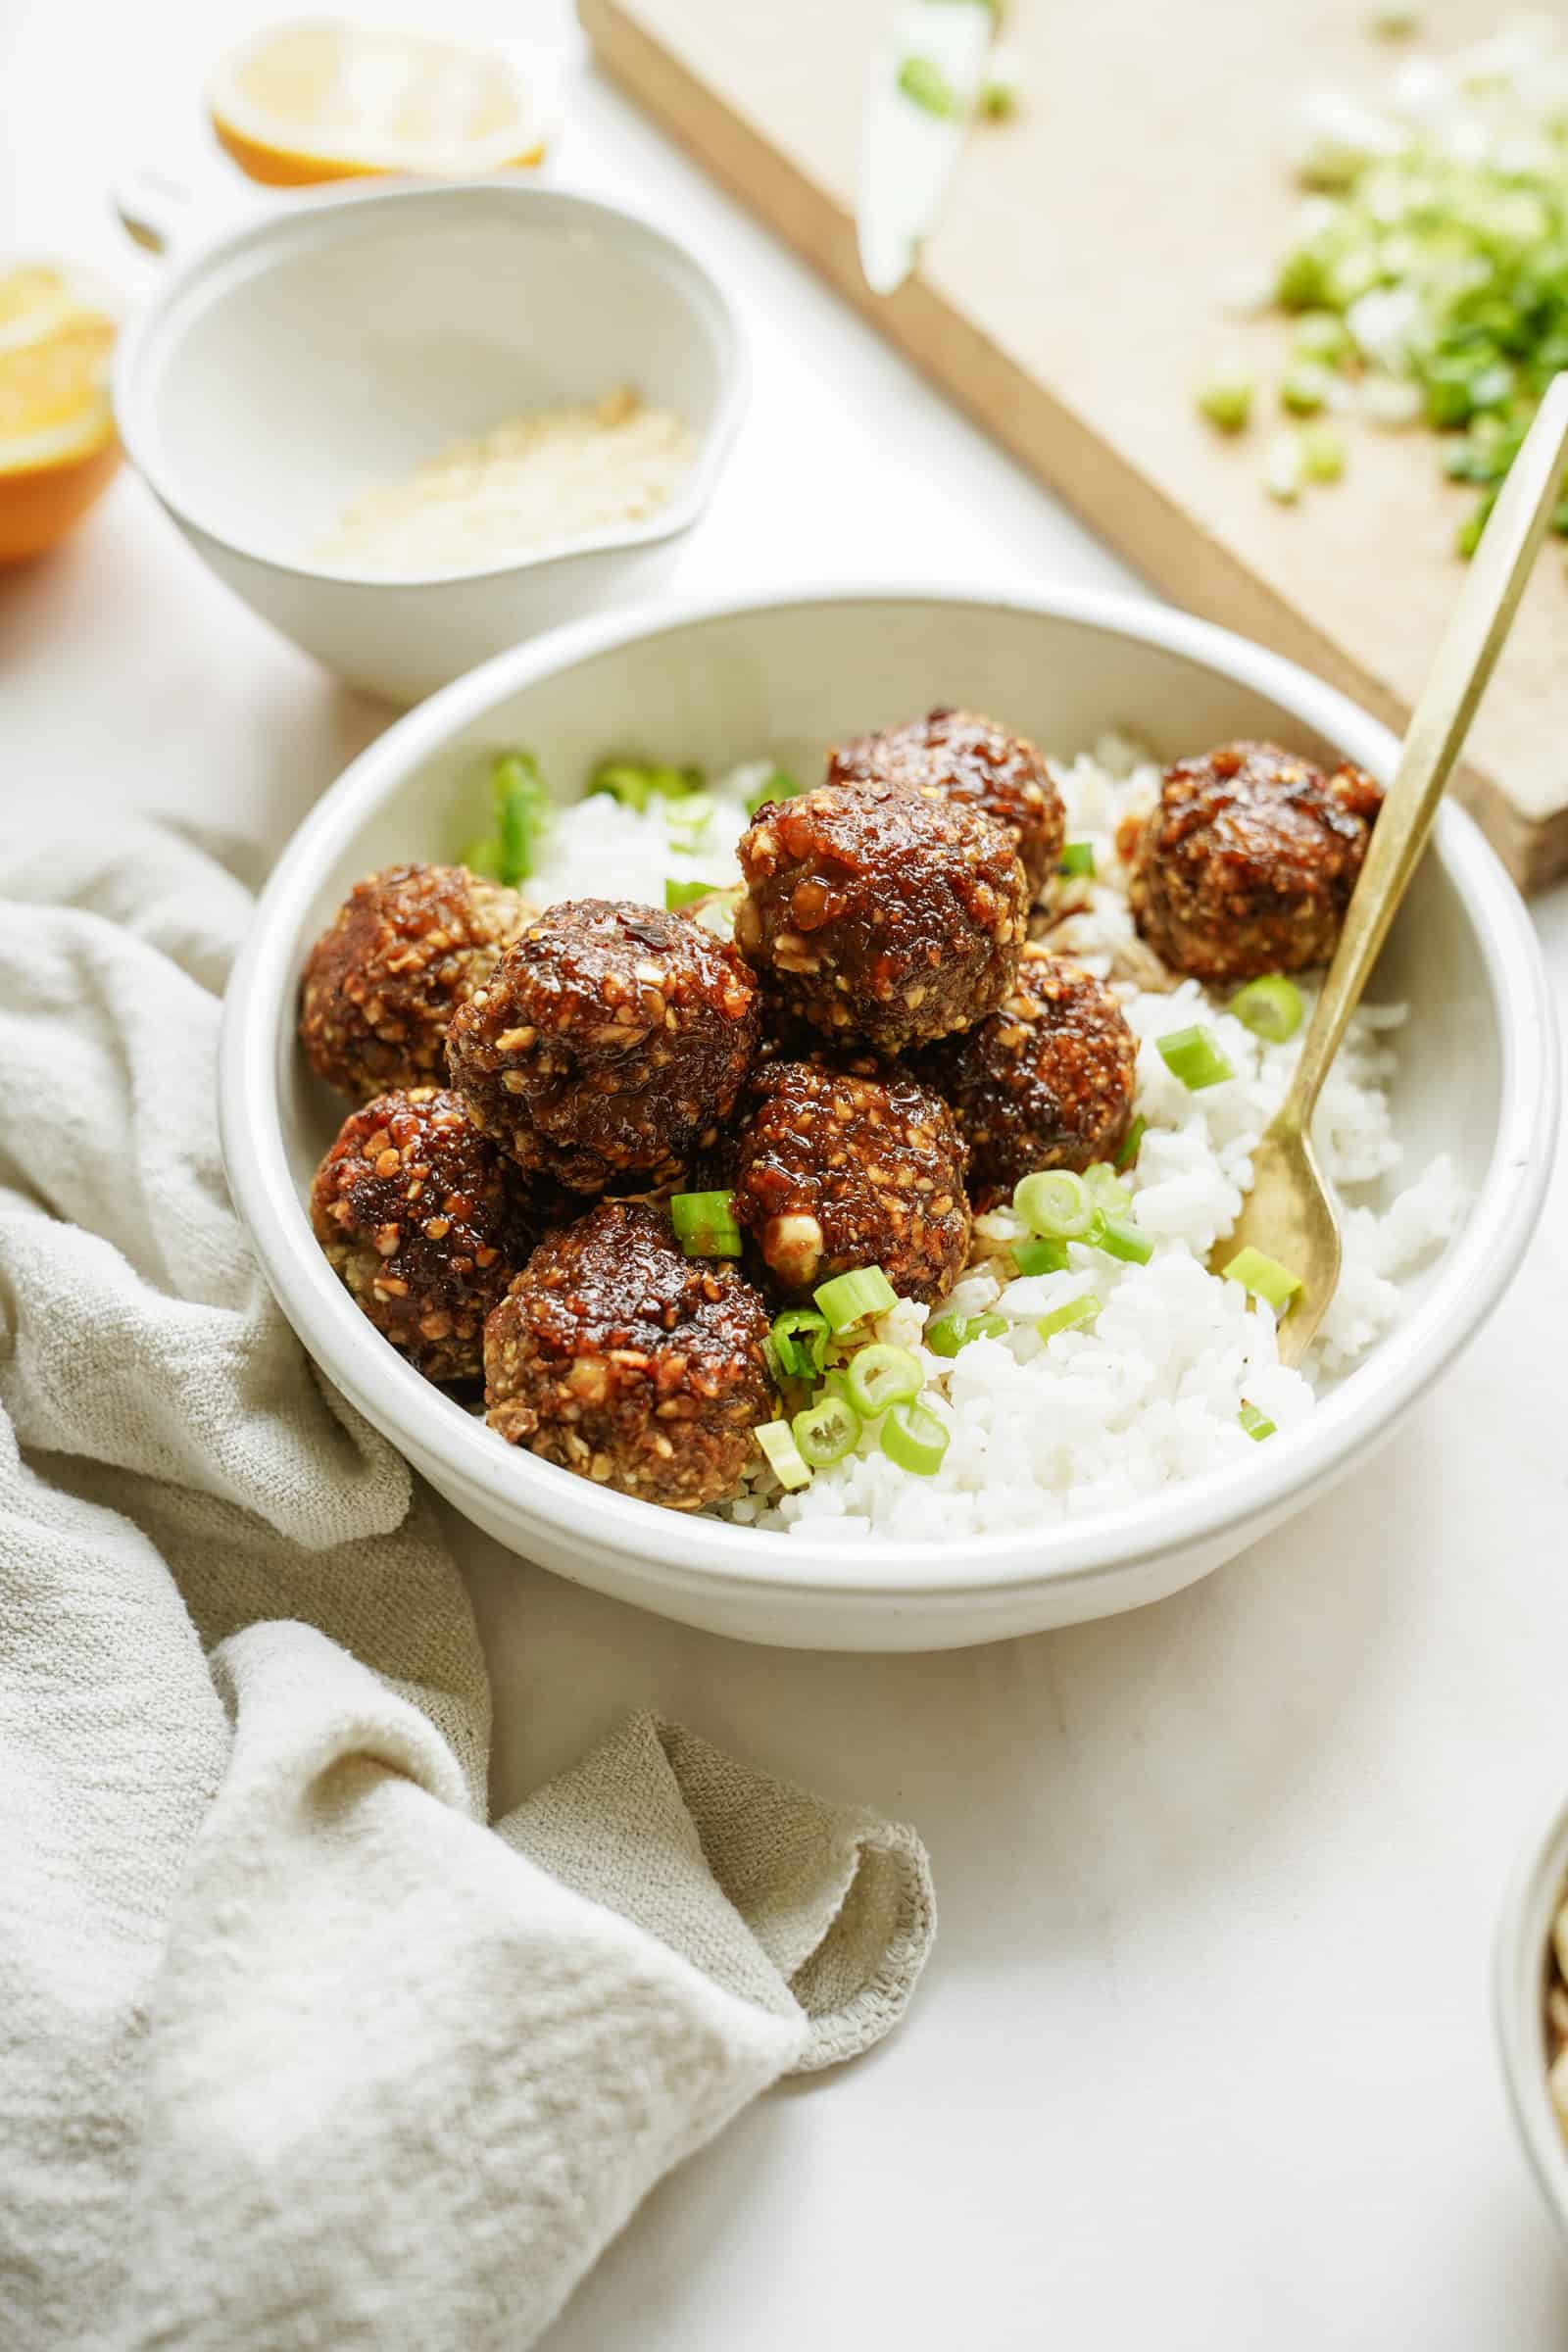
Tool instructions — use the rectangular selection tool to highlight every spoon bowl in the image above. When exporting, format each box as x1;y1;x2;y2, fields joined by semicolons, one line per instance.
1211;1118;1341;1368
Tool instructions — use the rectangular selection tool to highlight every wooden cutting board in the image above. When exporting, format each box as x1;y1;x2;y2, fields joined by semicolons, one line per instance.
582;0;1568;890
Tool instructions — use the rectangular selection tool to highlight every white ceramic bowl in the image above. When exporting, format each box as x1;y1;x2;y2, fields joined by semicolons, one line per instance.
112;180;745;704
1496;1795;1568;2251
220;584;1558;1651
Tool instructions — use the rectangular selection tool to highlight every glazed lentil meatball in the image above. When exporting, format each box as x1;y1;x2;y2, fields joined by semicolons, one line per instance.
732;1060;970;1303
483;1200;775;1511
734;781;1029;1054
310;1088;538;1382
446;900;760;1195
1127;740;1382;986
918;951;1138;1206
299;863;524;1102
827;707;1066;899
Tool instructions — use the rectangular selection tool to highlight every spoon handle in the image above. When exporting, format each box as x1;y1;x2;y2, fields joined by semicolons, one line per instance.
1282;369;1568;1127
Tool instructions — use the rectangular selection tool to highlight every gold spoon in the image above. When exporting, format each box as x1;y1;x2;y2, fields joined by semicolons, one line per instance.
1211;368;1568;1367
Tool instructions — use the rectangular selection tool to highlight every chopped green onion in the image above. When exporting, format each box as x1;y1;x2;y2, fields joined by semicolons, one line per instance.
926;1310;1007;1356
744;767;802;818
1262;431;1306;503
669;1189;742;1259
757;1419;811;1490
1368;7;1421;35
1276;244;1334;314
1036;1293;1100;1342
1090;1212;1153;1265
1157;1025;1235;1090
1281;362;1333;416
1222;1246;1303;1313
1361;374;1422;430
1197;366;1253;433
845;1343;924;1417
491;752;550;885
1011;1235;1069;1278
1114;1114;1148;1173
1084;1162;1132;1215
979;73;1017;121
1238;1401;1278;1441
762;1333;784;1387
462;836;505;880
1299;422;1347;483
879;1399;951;1476
665;790;716;839
770;1308;830;1379
1227;973;1304;1043
1292;310;1353;368
683;883;743;942
589;760;703;811
813;1265;898;1334
792;1394;861;1469
897;54;959;118
664;877;720;911
1058;840;1097;878
1013;1168;1096;1240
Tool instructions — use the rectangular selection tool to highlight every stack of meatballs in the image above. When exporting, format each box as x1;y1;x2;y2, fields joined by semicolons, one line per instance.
301;715;1380;1516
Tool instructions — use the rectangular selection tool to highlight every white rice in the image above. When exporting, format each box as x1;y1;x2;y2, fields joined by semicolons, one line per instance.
523;738;1464;1543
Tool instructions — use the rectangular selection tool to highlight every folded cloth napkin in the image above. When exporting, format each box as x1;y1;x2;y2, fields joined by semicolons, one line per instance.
0;821;934;2352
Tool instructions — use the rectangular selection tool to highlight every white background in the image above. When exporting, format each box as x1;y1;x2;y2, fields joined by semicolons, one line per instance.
5;3;1568;2344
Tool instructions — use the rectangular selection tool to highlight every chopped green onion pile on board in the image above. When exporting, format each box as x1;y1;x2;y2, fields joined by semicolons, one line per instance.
1198;24;1568;553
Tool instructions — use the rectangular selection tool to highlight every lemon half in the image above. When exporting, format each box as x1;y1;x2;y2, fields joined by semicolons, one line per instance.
207;18;548;185
0;265;119;567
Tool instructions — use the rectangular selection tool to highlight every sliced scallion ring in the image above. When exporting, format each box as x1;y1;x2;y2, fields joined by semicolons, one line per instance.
925;1310;1007;1357
792;1395;862;1469
770;1307;830;1379
1157;1025;1235;1091
845;1343;923;1418
590;759;703;810
1036;1293;1100;1343
1013;1168;1096;1240
1084;1162;1132;1215
1058;840;1097;878
1090;1212;1153;1266
757;1419;811;1490
1011;1236;1069;1278
664;877;719;911
1238;1401;1277;1442
1114;1114;1147;1173
879;1400;951;1477
668;1189;742;1258
813;1265;898;1334
1227;974;1304;1044
492;751;550;885
744;766;802;818
1221;1246;1302;1313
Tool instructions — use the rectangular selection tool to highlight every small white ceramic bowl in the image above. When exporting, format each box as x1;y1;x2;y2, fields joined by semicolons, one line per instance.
220;584;1558;1651
112;179;745;703
1496;1794;1568;2250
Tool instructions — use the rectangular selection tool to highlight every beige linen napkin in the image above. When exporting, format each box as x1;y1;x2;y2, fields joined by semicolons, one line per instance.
0;821;934;2352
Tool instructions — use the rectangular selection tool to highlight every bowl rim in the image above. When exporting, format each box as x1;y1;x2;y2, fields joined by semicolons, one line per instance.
1495;1788;1568;2250
111;176;748;592
220;579;1560;1606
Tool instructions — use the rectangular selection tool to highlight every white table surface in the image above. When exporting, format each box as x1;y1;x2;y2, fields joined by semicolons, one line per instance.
7;4;1568;2344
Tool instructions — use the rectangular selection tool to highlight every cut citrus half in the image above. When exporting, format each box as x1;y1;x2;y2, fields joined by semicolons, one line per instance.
207;19;549;185
0;264;120;567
